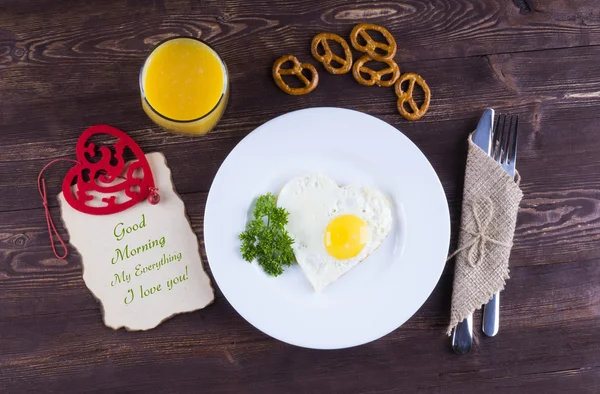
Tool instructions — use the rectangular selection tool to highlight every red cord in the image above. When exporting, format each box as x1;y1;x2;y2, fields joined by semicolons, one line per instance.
37;159;79;259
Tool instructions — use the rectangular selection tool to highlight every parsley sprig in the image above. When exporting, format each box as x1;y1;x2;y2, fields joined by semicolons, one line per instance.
239;193;295;276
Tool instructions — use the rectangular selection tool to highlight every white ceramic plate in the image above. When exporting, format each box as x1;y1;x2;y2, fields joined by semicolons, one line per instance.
204;107;450;349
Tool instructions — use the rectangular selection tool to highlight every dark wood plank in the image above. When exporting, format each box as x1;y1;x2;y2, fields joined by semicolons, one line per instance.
2;0;600;393
1;0;600;72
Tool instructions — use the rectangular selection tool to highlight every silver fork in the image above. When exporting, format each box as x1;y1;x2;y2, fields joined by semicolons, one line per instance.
482;114;518;337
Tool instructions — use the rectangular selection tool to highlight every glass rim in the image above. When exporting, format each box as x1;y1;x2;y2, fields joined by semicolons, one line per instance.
139;36;228;124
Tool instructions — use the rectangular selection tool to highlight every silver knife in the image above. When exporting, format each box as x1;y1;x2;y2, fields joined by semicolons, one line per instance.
452;108;494;354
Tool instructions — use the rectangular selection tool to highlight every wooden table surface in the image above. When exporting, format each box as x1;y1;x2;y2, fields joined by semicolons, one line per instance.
2;0;600;393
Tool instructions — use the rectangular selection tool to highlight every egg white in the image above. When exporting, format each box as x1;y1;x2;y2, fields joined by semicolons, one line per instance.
277;173;393;291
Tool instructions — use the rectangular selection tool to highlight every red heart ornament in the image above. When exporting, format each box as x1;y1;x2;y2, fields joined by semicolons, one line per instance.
62;125;157;215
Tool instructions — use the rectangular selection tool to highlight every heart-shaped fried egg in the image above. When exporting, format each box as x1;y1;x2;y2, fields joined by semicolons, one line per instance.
277;173;393;291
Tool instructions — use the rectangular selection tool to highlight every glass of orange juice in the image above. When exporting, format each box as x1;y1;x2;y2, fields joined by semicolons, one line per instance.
139;37;229;135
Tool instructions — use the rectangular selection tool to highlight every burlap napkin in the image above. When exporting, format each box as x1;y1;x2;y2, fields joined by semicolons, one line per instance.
447;133;523;335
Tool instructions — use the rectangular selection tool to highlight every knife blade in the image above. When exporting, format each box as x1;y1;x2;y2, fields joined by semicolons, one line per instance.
472;108;494;155
452;108;494;355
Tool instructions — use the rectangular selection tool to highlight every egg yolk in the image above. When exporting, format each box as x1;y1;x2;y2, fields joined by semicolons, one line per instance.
324;214;369;260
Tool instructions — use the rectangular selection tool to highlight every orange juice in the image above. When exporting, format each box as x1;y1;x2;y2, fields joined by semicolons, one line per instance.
140;37;229;135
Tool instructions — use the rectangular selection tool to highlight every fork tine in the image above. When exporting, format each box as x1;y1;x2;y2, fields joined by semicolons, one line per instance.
498;115;507;163
498;115;507;162
502;115;514;164
508;115;519;165
492;114;504;160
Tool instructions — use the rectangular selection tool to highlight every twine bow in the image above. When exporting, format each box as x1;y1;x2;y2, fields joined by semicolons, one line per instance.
447;196;512;267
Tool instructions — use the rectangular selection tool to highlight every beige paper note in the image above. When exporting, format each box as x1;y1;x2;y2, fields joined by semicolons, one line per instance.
59;152;214;330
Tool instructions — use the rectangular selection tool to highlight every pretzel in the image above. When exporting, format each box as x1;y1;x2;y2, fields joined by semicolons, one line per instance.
311;32;353;75
352;54;400;87
394;72;431;120
350;23;397;61
272;55;319;95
